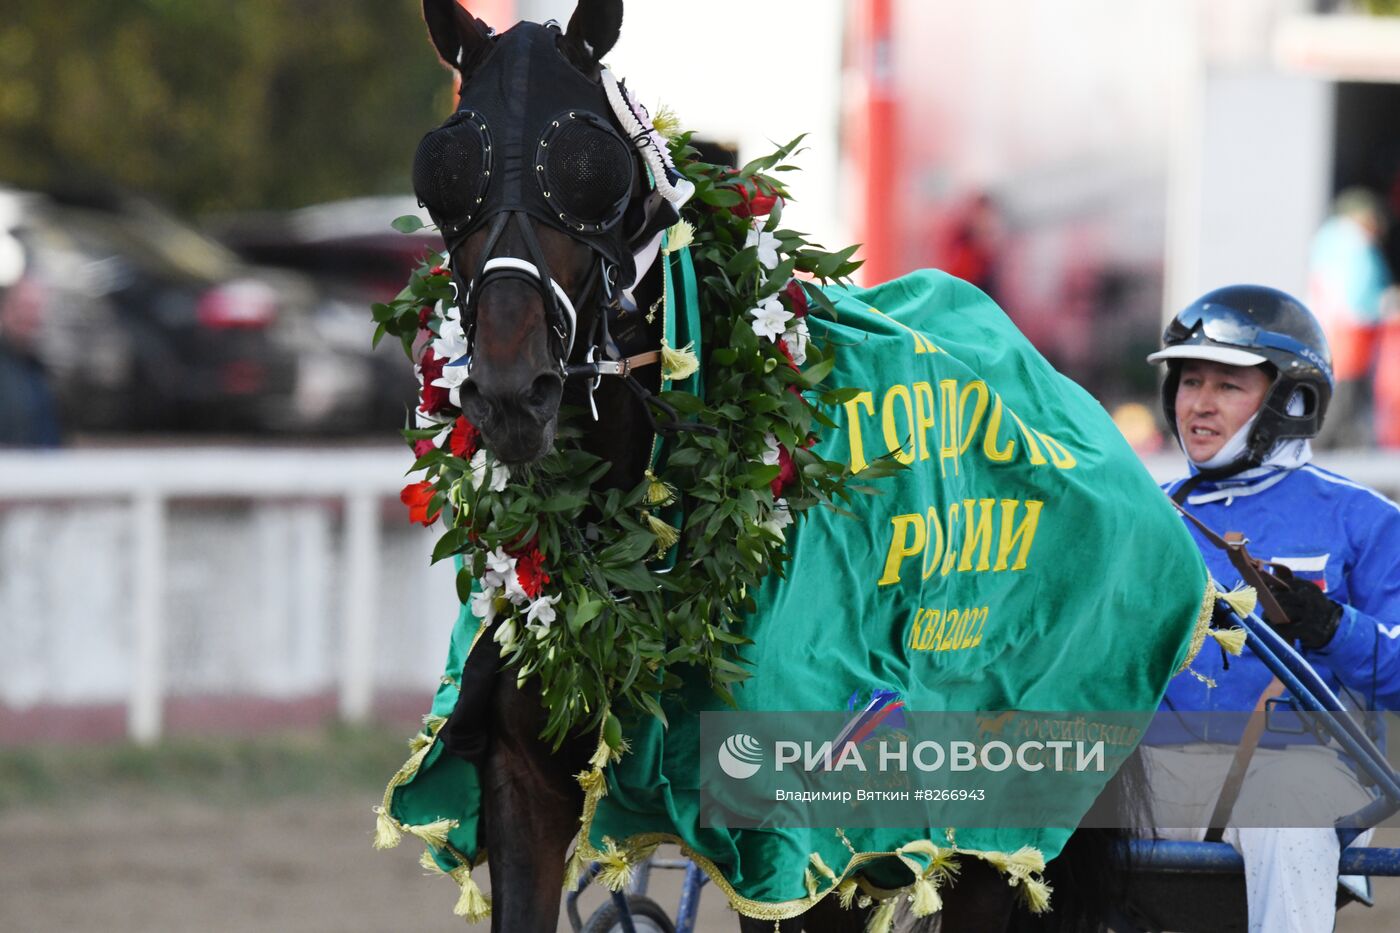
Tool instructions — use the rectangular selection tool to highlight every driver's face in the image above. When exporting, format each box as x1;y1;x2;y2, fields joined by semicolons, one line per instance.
1174;359;1272;463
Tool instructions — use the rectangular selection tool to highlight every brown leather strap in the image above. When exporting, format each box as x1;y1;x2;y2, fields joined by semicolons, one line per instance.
1168;498;1293;627
1204;677;1284;841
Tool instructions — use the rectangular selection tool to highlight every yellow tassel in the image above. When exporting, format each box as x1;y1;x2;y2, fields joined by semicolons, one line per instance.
644;469;678;507
1006;846;1046;878
809;851;838;884
1210;626;1248;656
405;818;458;850
420;850;446;874
909;875;943;918
652;105;682;140
660;340;699;382
450;868;492;922
804;868;817;899
409;731;433;755
372;806;402;850
663;218;695;253
1021;876;1054;914
642;511;680;557
1221;584;1258;619
596;837;634;892
865;897;897;933
837;878;859;910
576;767;608;797
423;714;448;734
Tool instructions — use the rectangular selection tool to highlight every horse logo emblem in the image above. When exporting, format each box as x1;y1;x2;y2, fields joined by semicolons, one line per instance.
717;733;764;780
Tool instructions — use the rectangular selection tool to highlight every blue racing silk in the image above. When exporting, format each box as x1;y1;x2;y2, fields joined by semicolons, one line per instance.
1148;463;1400;747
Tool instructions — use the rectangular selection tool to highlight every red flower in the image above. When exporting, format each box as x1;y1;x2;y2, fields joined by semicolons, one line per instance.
783;280;808;318
429;265;448;277
418;305;434;330
770;444;798;497
400;481;441;526
515;547;550;599
449;416;480;459
418;349;452;414
732;177;781;219
775;339;799;371
412;438;436;459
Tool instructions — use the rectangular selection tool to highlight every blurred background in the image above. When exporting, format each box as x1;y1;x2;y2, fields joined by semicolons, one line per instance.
3;0;1400;930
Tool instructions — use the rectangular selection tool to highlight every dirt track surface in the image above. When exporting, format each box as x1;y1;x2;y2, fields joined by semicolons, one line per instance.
0;796;731;933
0;793;1396;932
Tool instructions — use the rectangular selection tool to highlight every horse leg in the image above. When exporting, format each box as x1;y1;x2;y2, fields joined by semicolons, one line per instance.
481;673;592;933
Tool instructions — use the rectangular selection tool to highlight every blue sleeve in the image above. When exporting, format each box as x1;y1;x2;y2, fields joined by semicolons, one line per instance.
1312;494;1400;709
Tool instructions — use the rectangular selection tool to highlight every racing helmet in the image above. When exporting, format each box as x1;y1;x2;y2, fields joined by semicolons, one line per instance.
1147;285;1333;474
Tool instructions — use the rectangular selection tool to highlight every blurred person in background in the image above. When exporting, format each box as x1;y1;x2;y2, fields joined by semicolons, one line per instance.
1145;285;1400;932
1306;187;1397;448
1373;289;1400;449
0;234;61;447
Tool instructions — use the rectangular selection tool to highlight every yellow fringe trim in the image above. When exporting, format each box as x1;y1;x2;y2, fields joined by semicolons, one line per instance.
803;868;817;899
644;469;678;507
372;806;402;850
808;851;839;884
641;511;680;557
1221;584;1258;619
420;850;446;874
1022;876;1054;914
405;818;459;850
576;767;608;798
836;878;859;910
449;866;492;922
1209;626;1248;656
909;875;943;917
865;896;898;933
662;218;695;252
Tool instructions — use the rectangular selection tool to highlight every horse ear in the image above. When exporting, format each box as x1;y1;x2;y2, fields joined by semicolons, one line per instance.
562;0;623;70
422;0;494;73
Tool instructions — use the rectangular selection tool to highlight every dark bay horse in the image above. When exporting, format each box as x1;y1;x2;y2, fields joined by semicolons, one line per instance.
410;2;1141;930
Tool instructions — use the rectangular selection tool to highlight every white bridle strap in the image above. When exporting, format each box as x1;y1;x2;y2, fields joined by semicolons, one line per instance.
467;256;578;358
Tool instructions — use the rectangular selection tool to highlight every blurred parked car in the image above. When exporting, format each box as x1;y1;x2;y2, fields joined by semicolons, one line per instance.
212;195;437;431
0;185;395;435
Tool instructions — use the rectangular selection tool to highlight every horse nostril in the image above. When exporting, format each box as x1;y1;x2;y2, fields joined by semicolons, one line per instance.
525;373;563;417
459;381;488;421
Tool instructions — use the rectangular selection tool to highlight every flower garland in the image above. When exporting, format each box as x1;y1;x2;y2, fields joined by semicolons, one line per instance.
372;134;871;745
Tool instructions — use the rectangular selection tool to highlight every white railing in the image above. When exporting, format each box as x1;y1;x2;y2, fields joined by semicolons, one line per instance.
0;447;451;744
1;447;1396;745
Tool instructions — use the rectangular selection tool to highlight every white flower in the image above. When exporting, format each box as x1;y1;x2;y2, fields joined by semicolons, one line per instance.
414;408;453;431
470;449;510;493
760;433;781;466
784;316;810;366
525;595;561;639
432;358;471;407
431;313;469;362
481;547;516;591
745;227;781;271
760;500;794;540
470;586;500;625
493;617;519;650
749;296;792;342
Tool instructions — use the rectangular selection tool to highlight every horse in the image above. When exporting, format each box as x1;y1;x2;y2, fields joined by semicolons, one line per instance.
405;2;1147;930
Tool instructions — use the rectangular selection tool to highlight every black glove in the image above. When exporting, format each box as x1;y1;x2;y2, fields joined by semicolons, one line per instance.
1263;574;1342;650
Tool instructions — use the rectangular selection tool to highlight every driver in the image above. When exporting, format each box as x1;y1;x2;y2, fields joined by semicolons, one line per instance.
1143;284;1400;932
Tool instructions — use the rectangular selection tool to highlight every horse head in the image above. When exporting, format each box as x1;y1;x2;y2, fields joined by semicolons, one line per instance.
416;0;638;464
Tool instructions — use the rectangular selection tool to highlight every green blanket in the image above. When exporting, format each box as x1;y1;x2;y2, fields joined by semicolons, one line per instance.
377;269;1210;923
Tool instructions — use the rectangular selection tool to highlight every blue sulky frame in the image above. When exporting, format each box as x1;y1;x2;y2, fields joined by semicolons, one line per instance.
1126;597;1400;885
568;597;1400;931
